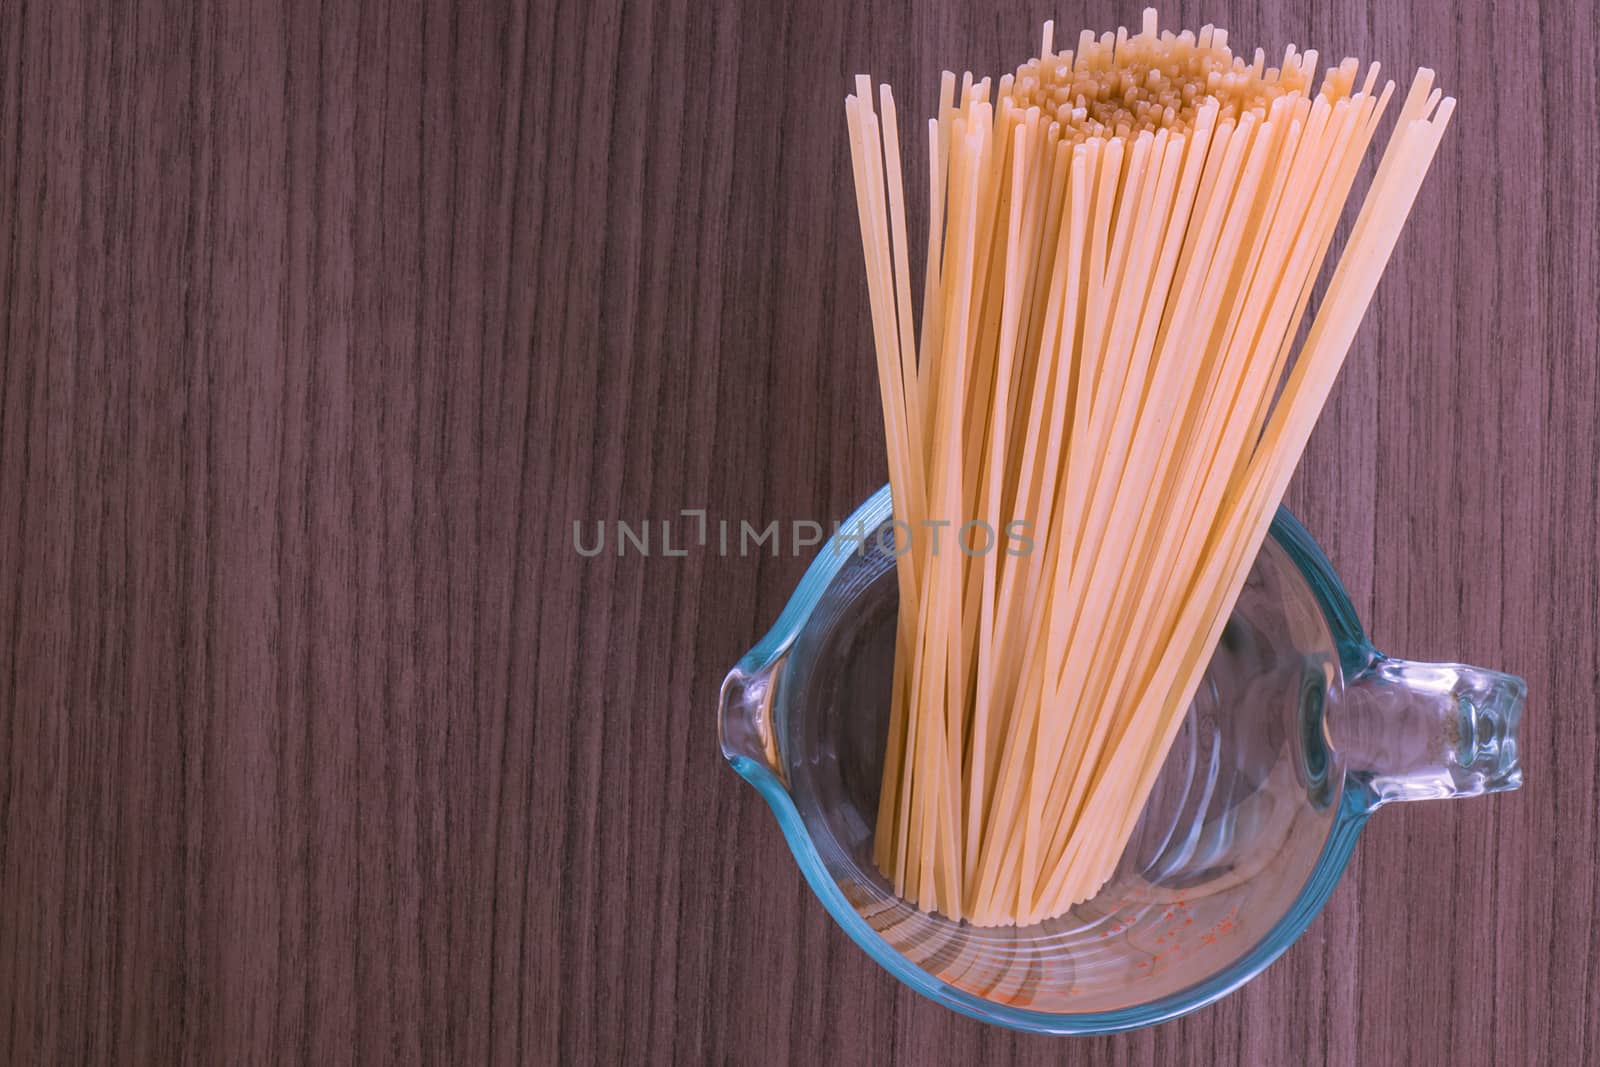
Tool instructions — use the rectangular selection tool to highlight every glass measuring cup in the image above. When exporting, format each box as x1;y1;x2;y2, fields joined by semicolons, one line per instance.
718;485;1524;1034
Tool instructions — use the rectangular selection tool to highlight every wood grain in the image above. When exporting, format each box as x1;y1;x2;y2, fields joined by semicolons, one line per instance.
0;0;1594;1063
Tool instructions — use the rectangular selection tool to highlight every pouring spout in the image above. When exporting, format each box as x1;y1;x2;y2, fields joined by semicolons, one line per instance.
719;657;788;786
1328;656;1525;809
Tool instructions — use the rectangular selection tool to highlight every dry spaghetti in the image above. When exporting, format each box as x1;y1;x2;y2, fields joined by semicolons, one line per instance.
846;9;1452;925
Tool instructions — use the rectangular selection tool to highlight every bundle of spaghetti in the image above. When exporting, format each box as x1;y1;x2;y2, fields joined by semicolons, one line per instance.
845;9;1452;925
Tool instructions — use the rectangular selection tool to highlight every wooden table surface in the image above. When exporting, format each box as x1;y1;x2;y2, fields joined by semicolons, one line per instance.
2;0;1595;1063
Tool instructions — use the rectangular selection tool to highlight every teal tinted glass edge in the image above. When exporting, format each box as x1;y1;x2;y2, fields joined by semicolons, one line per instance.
725;485;1375;1034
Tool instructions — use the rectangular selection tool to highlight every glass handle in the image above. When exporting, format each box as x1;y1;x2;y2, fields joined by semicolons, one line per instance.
718;656;787;785
1329;656;1525;808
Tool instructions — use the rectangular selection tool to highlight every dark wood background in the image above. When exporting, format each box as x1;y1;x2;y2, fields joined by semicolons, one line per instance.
1;0;1594;1062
